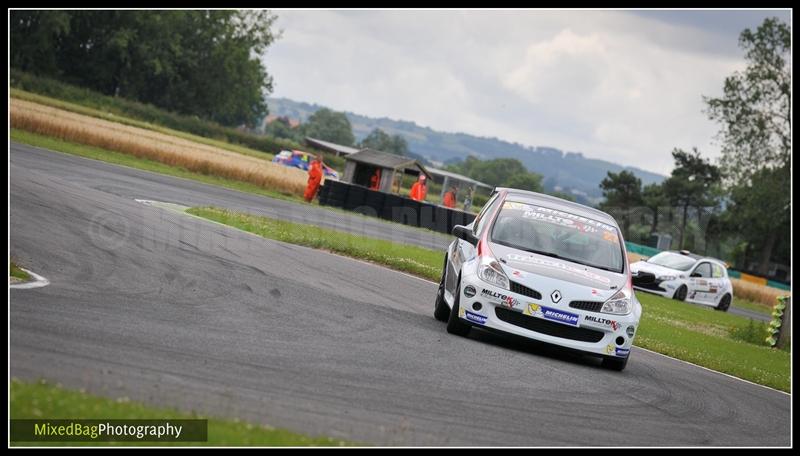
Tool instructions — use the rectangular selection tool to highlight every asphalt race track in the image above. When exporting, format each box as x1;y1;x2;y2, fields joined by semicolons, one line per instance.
10;143;791;446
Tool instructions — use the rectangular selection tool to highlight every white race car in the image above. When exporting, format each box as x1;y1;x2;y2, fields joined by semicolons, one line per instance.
434;188;642;371
629;251;734;311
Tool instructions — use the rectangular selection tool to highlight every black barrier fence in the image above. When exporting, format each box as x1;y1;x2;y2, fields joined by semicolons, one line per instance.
320;180;476;234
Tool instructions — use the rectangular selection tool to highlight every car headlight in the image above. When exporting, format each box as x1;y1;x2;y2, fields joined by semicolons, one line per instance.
601;287;632;315
477;255;509;290
657;275;677;281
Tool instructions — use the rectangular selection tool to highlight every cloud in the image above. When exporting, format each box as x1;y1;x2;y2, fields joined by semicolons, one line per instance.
264;10;779;175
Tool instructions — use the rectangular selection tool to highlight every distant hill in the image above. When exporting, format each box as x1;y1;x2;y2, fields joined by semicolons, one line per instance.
265;97;666;204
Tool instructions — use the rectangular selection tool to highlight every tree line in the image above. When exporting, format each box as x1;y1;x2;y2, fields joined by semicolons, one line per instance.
264;108;411;156
598;18;790;277
11;10;278;127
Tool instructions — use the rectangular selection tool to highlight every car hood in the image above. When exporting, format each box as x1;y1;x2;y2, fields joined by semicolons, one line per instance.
490;242;626;294
630;261;686;278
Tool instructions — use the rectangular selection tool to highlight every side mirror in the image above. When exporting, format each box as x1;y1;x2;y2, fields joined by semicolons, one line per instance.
452;225;478;246
690;272;702;278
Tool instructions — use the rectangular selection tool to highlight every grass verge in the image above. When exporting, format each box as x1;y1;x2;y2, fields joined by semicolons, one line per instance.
10;378;352;447
186;206;443;280
732;297;773;317
10;261;32;281
634;292;790;391
187;206;791;392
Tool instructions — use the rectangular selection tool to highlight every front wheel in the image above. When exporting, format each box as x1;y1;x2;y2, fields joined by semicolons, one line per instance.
715;294;731;312
602;355;629;371
446;277;471;337
434;258;450;322
673;285;688;301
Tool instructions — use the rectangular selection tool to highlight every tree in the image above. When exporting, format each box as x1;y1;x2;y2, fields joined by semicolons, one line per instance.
724;166;789;272
547;191;575;202
359;128;408;155
450;157;529;187
505;173;544;193
264;117;302;142
703;17;790;275
300;108;355;146
598;170;643;239
661;148;721;250
642;183;669;234
10;10;279;126
9;11;71;76
446;155;544;193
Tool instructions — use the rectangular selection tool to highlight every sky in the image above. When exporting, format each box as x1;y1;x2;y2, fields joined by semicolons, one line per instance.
262;9;791;176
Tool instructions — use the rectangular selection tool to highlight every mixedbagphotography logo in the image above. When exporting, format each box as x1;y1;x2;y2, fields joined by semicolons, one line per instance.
10;419;208;442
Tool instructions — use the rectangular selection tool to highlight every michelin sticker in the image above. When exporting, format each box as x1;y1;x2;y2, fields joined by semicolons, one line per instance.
539;305;579;326
615;348;630;357
464;310;487;325
524;303;579;326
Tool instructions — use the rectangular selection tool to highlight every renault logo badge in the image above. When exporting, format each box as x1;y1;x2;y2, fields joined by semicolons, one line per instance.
551;290;562;303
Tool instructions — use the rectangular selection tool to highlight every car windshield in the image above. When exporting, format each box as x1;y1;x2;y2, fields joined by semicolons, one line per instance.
490;201;624;273
646;252;696;271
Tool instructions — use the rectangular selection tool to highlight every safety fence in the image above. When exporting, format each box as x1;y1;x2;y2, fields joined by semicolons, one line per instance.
318;180;476;235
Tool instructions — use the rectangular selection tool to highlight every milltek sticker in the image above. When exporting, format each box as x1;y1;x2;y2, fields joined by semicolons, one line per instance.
615;348;630;357
584;315;620;330
539;305;579;326
464;310;487;325
481;289;521;309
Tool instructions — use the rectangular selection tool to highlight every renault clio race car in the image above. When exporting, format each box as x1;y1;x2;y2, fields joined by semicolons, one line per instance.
629;251;734;311
434;188;641;371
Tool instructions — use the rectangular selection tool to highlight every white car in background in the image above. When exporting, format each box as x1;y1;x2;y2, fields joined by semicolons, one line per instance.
629;251;734;311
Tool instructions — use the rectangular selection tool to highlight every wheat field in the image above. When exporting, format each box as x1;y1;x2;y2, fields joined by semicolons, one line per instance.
10;98;308;196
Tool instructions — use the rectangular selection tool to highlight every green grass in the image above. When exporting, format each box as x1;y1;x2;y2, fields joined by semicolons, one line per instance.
186;206;444;281
634;292;790;391
10;378;352;447
732;297;773;317
10;261;31;281
187;206;791;392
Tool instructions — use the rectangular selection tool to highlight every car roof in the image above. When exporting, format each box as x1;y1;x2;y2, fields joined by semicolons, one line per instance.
662;251;729;268
495;187;620;229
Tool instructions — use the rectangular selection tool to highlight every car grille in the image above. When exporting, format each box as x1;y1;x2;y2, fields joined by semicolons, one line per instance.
494;307;605;343
510;281;542;300
569;300;604;312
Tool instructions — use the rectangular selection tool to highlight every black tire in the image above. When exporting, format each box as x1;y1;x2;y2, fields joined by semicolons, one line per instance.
602;354;629;371
674;285;688;301
434;257;450;322
446;276;471;337
715;293;731;312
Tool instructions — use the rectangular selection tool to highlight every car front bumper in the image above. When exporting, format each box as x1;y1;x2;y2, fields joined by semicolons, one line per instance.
457;278;639;358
